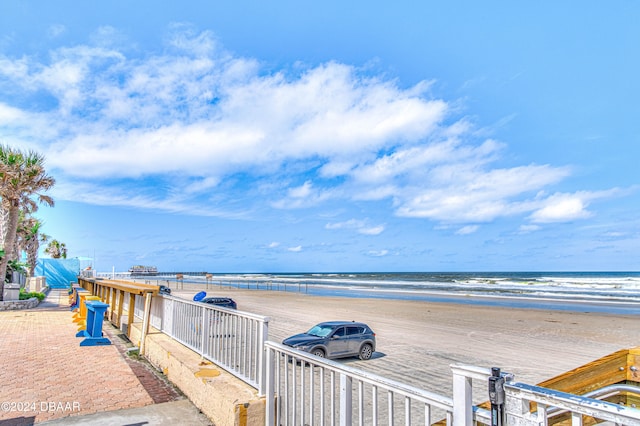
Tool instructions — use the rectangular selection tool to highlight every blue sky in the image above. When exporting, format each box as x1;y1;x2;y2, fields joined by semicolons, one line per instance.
1;1;638;272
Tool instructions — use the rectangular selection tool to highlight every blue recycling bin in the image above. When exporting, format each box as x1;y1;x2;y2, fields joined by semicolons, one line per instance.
76;300;111;346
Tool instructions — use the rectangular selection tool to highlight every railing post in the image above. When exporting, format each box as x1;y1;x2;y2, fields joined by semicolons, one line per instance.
451;366;474;426
162;299;176;338
258;319;269;396
139;291;153;355
117;290;125;328
265;345;275;426
127;293;135;337
340;372;353;426
201;305;208;356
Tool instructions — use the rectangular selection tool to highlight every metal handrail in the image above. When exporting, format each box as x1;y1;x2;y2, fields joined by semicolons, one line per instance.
156;294;270;394
265;341;454;426
546;383;640;416
506;382;640;425
161;293;269;322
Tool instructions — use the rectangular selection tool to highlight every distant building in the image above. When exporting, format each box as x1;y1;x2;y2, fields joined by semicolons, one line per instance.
128;265;158;276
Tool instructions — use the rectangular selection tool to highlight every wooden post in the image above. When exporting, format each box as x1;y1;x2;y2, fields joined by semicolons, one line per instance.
205;273;212;290
110;288;117;322
139;291;153;355
127;293;135;338
176;274;184;290
117;290;125;328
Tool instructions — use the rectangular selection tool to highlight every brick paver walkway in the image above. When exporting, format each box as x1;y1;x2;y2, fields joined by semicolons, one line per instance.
0;289;179;425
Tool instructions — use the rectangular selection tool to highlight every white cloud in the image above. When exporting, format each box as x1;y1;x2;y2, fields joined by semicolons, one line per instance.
0;27;620;230
184;177;221;194
1;34;445;179
529;193;591;223
267;242;280;248
325;219;364;230
271;181;334;209
0;103;25;122
518;224;541;233
527;189;627;224
49;177;250;219
455;225;479;235
288;181;313;199
359;225;385;235
288;245;302;252
325;219;384;235
394;164;571;223
367;250;389;257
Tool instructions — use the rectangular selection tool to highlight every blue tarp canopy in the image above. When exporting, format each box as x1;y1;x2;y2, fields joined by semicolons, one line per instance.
34;258;88;288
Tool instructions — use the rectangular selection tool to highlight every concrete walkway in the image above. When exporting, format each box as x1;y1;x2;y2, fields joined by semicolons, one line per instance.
0;289;212;425
38;400;209;425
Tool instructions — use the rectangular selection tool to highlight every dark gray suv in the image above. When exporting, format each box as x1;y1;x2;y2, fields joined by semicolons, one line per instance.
282;321;376;360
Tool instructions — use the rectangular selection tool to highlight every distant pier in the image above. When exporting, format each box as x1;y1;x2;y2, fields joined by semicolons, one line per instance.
151;271;210;277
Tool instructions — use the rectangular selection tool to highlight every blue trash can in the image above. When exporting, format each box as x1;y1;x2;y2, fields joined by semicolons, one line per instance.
76;301;111;346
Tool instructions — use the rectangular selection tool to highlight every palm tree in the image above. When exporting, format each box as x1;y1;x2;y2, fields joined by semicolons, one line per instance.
45;239;67;259
13;210;30;262
0;203;9;247
17;215;48;277
0;145;55;300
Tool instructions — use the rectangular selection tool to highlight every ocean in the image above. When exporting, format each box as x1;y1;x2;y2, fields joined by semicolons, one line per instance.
120;271;640;315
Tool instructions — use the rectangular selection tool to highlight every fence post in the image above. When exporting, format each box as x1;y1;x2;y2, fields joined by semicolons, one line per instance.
258;319;269;396
201;305;208;356
340;373;353;426
265;345;275;426
139;291;153;355
451;365;474;426
162;297;172;334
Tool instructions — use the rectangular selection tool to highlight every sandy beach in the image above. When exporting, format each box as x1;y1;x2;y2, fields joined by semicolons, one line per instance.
168;283;639;399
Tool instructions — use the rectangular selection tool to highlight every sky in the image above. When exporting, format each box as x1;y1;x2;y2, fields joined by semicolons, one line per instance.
0;1;638;272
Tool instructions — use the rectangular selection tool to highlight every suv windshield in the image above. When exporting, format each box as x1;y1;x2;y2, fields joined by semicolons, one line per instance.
306;325;334;337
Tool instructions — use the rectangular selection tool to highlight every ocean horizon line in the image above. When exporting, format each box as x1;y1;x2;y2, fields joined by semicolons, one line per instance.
99;270;640;315
106;270;640;276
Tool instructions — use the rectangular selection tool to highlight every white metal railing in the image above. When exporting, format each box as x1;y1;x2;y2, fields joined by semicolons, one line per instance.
265;341;455;426
450;365;640;426
157;295;269;394
264;347;640;426
79;269;96;279
450;364;495;425
129;293;163;330
122;291;640;426
505;382;640;426
134;294;145;320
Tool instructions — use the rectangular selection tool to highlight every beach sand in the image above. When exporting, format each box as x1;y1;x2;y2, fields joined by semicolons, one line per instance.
168;284;639;399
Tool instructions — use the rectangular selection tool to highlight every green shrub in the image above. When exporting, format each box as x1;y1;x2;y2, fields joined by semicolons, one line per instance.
19;289;45;301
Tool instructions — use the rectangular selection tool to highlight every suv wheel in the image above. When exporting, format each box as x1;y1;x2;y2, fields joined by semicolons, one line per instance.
359;343;373;360
311;348;325;358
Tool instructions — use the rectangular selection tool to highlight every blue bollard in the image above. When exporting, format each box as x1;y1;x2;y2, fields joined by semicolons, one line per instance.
76;301;111;346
